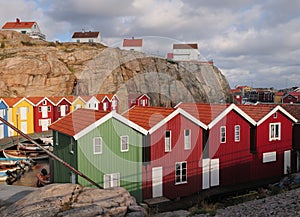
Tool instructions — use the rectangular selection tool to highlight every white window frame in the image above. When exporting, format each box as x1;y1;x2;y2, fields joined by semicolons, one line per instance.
165;130;171;152
175;161;187;184
103;102;107;111
220;126;226;143
269;123;281;141
104;173;120;189
274;112;277;119
184;129;191;150
234;125;240;142
55;131;59;146
120;135;129;152
70;138;74;154
93;137;102;154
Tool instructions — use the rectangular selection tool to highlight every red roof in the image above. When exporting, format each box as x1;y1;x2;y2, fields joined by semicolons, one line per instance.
173;43;198;49
123;38;143;47
49;109;109;137
237;104;277;122
94;94;115;102
2;97;24;107
2;19;35;29
176;103;229;125
47;96;70;105
281;104;300;120
289;92;300;97
275;92;285;96
122;106;174;130
72;31;100;38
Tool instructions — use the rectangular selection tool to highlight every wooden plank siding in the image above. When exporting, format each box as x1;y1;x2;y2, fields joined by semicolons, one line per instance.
52;131;78;183
142;114;203;200
76;118;143;202
208;110;254;186
252;111;293;180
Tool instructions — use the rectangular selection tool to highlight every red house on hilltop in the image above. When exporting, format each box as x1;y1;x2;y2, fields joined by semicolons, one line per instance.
27;97;55;133
239;104;297;180
123;106;207;200
282;92;300;104
177;103;256;188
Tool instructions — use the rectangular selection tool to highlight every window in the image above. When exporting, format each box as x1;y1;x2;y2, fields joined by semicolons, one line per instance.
165;131;171;152
55;132;59;146
120;135;129;152
58;106;60;112
234;125;240;142
104;173;120;189
103;102;107;111
76;39;80;43
38;106;42;112
184;129;191;150
43;100;47;105
220;126;226;143
89;39;94;43
175;162;187;184
274;112;277;119
93;137;102;154
270;123;281;141
70;138;74;154
47;106;51;112
66;105;69;111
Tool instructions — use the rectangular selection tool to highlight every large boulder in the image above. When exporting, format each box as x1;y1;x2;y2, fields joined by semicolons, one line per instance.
1;184;140;217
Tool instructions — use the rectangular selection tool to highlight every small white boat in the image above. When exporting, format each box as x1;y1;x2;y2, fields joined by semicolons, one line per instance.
3;149;49;161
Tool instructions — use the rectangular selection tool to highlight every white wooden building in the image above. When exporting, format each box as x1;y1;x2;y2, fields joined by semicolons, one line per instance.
122;37;143;52
172;43;199;61
72;31;102;43
1;18;45;40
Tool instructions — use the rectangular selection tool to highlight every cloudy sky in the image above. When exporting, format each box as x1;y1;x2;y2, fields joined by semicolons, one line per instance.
0;0;299;89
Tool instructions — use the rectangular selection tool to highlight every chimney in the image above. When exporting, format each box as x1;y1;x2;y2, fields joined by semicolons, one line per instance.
16;18;20;23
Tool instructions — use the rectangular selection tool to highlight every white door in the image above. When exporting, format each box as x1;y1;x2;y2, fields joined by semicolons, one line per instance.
152;167;163;198
61;105;66;116
284;150;291;175
20;107;27;120
0;124;4;139
70;172;76;184
210;159;219;187
20;121;27;134
41;119;49;131
41;106;48;118
202;159;210;189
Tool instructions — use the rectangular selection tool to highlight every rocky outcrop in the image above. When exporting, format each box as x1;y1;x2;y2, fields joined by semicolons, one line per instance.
0;30;232;112
1;184;146;217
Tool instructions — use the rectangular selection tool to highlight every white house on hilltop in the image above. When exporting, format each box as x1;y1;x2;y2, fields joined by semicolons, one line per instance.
172;43;199;61
72;31;102;43
122;37;143;52
1;18;45;40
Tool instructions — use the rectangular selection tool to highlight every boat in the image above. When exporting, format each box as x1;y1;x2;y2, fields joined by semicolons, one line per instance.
36;168;50;187
3;149;49;160
18;138;53;152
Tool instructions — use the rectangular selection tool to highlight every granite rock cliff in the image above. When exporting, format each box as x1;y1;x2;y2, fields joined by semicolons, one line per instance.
0;30;232;112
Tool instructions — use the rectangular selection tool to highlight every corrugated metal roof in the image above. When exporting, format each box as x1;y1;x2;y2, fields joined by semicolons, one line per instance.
173;43;198;49
2;20;35;29
72;31;99;38
123;38;143;47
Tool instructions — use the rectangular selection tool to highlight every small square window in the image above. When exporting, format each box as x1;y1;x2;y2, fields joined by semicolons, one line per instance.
120;135;129;152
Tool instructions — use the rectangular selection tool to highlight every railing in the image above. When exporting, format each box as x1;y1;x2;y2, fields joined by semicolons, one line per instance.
28;32;46;40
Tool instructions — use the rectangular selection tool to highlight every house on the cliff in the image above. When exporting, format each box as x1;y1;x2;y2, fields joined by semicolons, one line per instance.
72;31;101;43
49;108;148;202
0;99;9;139
122;37;143;52
172;43;199;61
1;18;45;40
